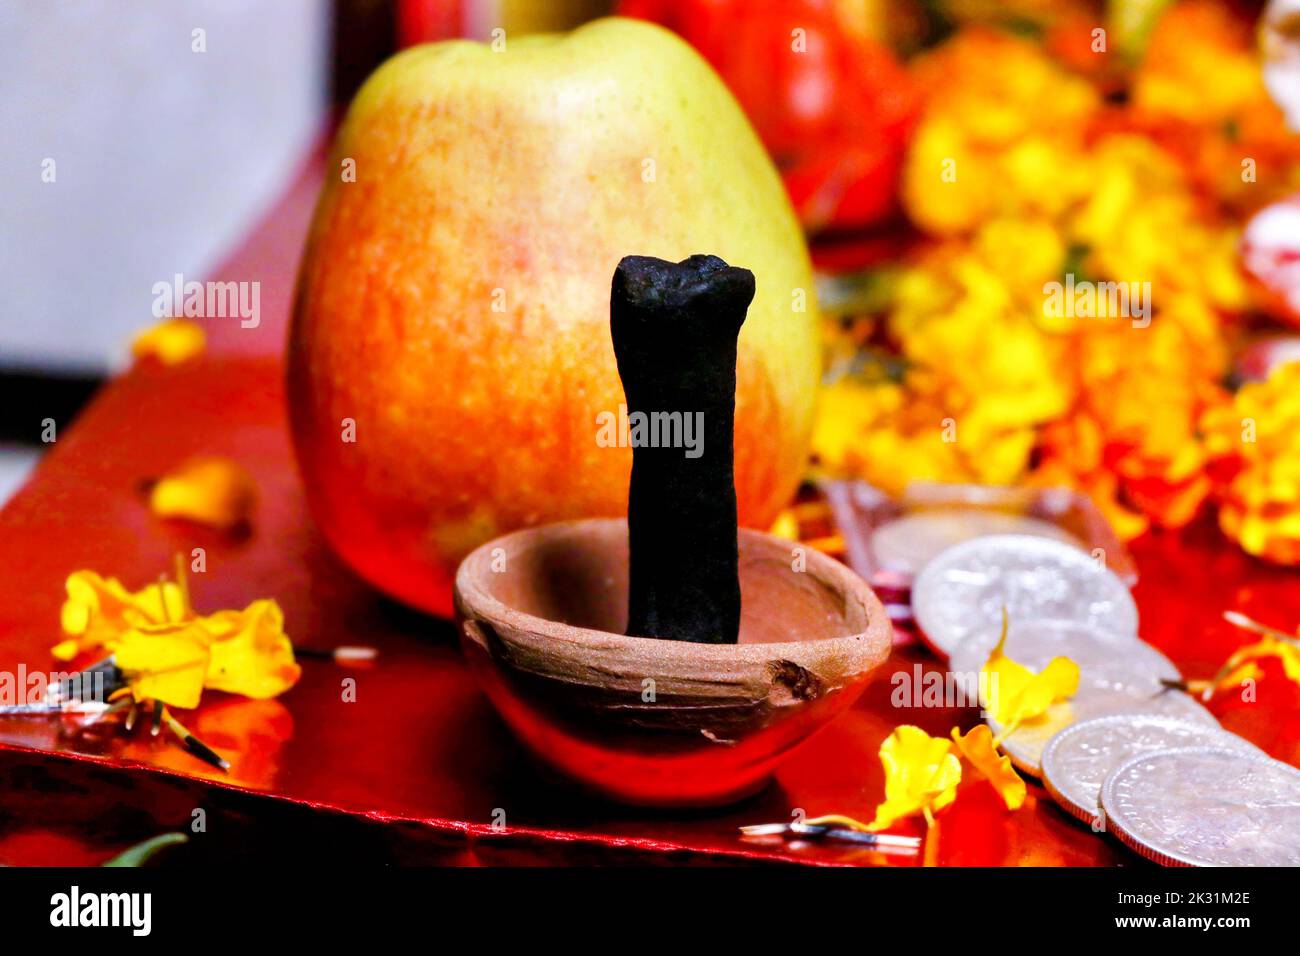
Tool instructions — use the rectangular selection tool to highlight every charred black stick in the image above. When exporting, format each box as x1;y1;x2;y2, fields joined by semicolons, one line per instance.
609;254;755;644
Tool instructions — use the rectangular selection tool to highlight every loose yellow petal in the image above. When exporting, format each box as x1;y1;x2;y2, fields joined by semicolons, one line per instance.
1217;661;1264;690
149;457;256;530
203;600;301;699
981;612;1080;728
868;725;963;831
51;639;81;662
56;571;183;659
114;622;211;710
1219;637;1300;689
951;724;1026;811
131;318;205;365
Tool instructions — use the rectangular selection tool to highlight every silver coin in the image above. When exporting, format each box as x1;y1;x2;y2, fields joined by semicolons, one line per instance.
871;511;1082;577
1101;747;1300;866
912;534;1137;658
949;620;1217;776
1041;715;1264;826
950;618;1159;685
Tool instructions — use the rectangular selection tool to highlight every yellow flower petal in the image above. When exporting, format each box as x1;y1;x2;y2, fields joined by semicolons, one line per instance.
131;318;205;365
149;456;256;529
50;639;81;662
114;622;211;710
52;562;299;711
981;612;1079;729
867;725;962;831
56;571;183;659
1218;661;1264;690
1220;637;1300;688
951;724;1026;811
202;600;301;699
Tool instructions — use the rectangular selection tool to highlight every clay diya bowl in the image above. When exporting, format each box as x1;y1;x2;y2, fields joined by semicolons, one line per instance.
454;518;892;806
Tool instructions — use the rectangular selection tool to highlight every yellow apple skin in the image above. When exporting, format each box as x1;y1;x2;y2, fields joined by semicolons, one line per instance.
289;17;820;617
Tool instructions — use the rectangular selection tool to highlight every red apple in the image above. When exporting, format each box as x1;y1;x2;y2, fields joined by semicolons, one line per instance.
288;19;822;616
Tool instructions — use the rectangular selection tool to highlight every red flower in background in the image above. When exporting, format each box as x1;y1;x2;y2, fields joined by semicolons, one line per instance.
620;0;916;233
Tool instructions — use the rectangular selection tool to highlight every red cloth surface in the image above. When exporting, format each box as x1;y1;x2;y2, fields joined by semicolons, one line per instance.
1;146;1297;867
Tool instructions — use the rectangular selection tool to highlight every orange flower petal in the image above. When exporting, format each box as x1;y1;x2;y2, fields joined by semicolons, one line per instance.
951;724;1027;811
203;600;301;699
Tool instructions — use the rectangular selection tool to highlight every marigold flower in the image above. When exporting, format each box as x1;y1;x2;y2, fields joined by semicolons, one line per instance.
1202;362;1300;565
54;563;300;708
903;30;1098;235
1132;0;1300;209
812;13;1290;564
1134;0;1276;126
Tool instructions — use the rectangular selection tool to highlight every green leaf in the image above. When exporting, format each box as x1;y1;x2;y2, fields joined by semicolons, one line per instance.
102;832;188;867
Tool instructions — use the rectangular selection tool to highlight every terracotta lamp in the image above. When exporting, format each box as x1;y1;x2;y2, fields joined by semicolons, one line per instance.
455;255;891;806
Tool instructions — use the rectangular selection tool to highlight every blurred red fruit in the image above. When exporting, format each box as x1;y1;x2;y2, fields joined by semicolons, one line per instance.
620;0;916;233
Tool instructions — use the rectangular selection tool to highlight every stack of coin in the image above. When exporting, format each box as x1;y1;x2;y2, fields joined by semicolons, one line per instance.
1100;747;1300;866
910;532;1295;865
1040;714;1264;825
913;534;1210;777
1040;714;1299;865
